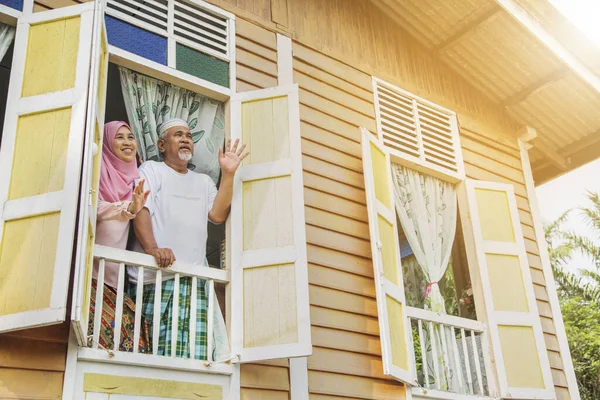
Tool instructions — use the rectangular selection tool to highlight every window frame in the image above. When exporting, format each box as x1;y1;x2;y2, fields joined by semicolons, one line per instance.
72;0;238;368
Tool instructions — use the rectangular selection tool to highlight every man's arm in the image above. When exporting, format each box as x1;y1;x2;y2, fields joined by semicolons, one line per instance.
133;209;175;268
208;139;248;224
208;173;233;224
132;162;175;268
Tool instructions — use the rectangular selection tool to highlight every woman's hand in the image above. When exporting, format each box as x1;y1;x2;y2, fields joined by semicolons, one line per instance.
129;179;150;215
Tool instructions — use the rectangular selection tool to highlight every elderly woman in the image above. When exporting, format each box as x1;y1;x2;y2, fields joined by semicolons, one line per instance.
88;121;150;353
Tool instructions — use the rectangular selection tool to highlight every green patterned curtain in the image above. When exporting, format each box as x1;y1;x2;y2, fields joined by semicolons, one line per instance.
119;67;225;183
0;23;14;62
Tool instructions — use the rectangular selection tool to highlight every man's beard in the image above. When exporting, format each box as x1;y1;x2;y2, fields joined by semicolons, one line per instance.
178;150;192;162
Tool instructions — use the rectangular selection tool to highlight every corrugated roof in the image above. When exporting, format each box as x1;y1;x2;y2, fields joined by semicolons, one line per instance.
370;0;600;185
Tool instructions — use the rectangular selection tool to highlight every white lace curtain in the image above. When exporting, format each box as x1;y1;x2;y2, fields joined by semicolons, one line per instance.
392;165;464;393
0;23;14;62
391;164;457;313
119;67;225;183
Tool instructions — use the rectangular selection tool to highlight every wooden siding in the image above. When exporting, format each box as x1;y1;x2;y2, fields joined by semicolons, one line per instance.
33;0;90;13
236;19;278;92
0;323;69;400
293;41;407;400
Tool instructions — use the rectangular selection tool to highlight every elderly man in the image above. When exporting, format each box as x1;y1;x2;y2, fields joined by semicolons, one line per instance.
128;117;247;361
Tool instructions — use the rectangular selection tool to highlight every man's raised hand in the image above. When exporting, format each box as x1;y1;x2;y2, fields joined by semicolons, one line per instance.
218;138;249;175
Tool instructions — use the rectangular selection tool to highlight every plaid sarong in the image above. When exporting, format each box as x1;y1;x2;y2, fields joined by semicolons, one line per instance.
131;277;208;360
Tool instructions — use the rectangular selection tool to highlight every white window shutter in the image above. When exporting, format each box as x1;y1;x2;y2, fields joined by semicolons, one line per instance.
229;84;311;362
361;127;417;386
71;0;110;346
0;3;103;333
458;180;554;399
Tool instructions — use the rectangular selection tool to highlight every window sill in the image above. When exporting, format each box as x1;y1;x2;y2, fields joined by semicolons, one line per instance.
411;387;497;400
77;347;235;375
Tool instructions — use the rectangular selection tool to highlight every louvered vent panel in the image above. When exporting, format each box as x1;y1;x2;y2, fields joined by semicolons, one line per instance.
174;0;229;57
107;0;169;33
374;78;464;181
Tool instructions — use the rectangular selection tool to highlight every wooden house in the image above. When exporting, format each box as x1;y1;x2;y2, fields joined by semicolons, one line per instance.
0;0;597;399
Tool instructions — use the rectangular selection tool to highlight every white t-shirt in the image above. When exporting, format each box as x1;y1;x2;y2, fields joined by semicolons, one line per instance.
128;161;218;284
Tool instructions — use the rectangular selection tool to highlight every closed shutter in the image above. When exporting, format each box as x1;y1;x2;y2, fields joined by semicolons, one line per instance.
71;0;110;346
459;180;554;399
0;3;105;332
229;84;311;362
361;127;416;385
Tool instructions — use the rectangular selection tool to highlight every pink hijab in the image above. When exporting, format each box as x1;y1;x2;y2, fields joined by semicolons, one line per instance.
99;121;140;203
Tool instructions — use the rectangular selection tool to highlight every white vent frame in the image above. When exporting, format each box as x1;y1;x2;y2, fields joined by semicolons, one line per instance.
105;0;234;64
373;77;465;183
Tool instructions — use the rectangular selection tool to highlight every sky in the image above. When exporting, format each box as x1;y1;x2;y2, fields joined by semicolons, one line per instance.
536;0;600;273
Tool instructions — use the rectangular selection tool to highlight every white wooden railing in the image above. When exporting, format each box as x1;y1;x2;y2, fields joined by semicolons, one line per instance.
406;306;491;398
80;245;233;374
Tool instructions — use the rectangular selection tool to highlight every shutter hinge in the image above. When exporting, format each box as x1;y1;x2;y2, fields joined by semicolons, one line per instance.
205;354;240;367
89;189;96;206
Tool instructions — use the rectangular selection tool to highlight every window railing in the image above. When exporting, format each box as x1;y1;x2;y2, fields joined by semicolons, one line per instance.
406;306;490;398
79;244;233;374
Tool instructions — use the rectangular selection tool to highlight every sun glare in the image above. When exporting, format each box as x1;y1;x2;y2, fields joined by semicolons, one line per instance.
550;0;600;47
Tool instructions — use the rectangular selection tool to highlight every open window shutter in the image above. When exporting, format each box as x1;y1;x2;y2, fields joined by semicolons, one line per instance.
71;1;109;345
459;180;554;399
361;127;416;385
0;3;104;333
230;84;311;362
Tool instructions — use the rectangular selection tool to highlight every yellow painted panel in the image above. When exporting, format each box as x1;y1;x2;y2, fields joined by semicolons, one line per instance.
474;188;515;243
97;32;108;114
0;213;60;315
8;108;72;200
498;325;545;389
378;215;398;285
22;17;80;97
243;177;293;250
244;264;298;347
386;295;409;370
486;253;529;312
370;142;391;208
81;223;94;325
83;373;222;399
242;96;289;166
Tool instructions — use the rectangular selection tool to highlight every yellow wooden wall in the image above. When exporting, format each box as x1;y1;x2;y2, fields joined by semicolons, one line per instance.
293;41;407;400
0;323;69;400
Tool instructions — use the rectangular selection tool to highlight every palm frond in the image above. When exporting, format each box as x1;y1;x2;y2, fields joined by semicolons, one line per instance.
580;191;600;236
564;233;600;269
579;269;600;285
544;209;572;239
